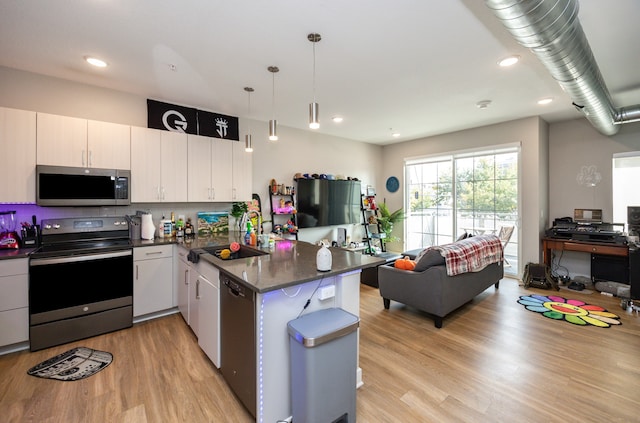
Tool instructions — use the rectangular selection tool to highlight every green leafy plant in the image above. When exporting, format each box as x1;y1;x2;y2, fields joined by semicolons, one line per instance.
377;202;405;243
231;202;248;218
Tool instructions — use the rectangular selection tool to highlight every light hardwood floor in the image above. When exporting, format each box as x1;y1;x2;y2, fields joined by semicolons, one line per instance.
1;278;639;422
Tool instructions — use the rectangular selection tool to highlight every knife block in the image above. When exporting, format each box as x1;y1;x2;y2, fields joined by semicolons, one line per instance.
20;225;39;247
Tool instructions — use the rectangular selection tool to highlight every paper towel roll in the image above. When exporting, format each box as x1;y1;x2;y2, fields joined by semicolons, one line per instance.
141;213;155;240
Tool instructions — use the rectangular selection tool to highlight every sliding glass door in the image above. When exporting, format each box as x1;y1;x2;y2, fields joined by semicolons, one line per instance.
405;147;519;273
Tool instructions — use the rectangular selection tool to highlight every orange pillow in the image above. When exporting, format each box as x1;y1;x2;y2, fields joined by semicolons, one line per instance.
394;256;416;271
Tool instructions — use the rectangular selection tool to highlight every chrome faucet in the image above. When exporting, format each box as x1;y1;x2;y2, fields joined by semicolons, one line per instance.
244;210;262;233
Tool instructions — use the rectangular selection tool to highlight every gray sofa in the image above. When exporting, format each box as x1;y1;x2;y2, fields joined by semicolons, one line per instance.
378;249;503;328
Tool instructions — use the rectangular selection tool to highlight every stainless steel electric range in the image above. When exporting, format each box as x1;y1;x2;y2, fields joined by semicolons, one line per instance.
29;216;133;351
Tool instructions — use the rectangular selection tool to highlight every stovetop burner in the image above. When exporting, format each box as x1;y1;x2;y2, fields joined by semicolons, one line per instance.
33;239;133;258
33;216;131;258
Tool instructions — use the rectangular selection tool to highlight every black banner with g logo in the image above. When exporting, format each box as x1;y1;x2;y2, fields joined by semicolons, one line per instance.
147;99;198;134
147;99;239;140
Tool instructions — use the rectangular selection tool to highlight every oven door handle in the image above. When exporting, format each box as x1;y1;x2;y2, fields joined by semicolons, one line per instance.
30;249;133;266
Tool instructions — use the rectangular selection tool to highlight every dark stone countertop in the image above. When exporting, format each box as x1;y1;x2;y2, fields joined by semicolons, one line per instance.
198;240;384;293
3;234;384;293
163;234;385;294
0;247;36;260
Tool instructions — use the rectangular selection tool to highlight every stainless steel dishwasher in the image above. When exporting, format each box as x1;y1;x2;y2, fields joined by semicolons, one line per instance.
220;270;256;417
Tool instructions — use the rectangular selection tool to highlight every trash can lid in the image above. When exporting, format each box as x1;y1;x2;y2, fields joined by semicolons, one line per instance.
288;307;359;348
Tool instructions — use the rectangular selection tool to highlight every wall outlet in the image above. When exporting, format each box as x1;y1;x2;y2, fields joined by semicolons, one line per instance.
318;285;335;300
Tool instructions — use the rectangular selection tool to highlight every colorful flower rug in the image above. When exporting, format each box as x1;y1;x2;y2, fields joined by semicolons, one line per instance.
518;295;621;328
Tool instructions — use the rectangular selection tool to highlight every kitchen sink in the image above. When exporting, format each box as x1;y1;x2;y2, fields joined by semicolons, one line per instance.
203;245;268;260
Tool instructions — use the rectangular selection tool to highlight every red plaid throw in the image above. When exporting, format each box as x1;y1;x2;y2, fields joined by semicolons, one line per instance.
434;234;503;276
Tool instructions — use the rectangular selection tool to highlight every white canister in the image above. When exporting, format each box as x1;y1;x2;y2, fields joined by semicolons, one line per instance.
140;213;155;240
316;244;332;272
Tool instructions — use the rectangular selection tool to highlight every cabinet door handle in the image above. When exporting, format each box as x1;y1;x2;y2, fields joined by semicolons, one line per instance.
196;279;201;299
211;187;215;200
232;188;237;200
156;186;160;200
89;150;93;167
82;149;86;167
184;269;189;285
135;264;138;280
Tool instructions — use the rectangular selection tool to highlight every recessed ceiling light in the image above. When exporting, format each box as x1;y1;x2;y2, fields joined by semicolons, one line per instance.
537;97;553;105
498;55;520;67
332;116;343;123
85;56;107;68
392;132;401;138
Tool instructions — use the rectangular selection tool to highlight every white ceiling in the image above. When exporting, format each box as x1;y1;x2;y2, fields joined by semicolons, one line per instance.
1;0;639;145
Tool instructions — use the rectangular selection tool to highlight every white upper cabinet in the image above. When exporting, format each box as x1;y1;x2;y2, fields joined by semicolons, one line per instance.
36;113;87;167
0;107;36;203
187;134;213;202
212;138;234;201
87;120;131;169
131;126;187;203
231;140;252;201
160;131;188;202
187;135;234;202
36;113;131;169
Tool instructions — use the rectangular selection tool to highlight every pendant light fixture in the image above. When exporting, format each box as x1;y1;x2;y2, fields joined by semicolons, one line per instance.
268;66;279;141
308;33;321;129
244;87;254;152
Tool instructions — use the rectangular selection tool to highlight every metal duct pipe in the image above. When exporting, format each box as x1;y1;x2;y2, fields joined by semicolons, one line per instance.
485;0;640;135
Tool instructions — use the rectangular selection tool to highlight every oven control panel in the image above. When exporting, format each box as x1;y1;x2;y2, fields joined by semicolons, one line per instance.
41;216;129;235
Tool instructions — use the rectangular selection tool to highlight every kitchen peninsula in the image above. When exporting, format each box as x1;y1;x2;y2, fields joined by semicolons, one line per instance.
176;237;383;422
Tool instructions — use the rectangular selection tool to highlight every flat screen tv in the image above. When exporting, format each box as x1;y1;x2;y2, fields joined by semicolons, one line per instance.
296;179;362;228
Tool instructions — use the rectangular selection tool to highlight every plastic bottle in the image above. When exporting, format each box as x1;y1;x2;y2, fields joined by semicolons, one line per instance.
176;215;185;238
158;215;165;239
250;226;257;246
244;222;252;245
170;212;176;237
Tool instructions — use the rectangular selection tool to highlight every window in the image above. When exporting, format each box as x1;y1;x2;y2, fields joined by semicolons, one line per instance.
613;152;640;227
405;146;519;271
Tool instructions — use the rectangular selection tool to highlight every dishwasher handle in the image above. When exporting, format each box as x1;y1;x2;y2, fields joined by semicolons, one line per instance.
223;276;245;298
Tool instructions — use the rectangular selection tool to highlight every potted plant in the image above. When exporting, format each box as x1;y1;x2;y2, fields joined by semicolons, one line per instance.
377;202;405;243
230;202;248;231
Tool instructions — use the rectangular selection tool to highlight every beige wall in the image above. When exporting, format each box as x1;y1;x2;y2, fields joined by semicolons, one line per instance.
0;66;147;126
547;118;640;277
381;116;549;273
549;118;640;223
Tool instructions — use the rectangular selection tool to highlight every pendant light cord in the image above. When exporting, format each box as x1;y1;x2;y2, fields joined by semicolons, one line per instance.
247;90;252;135
312;40;317;102
272;72;276;120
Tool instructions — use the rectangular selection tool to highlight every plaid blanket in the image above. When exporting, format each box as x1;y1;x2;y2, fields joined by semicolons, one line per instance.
434;234;503;276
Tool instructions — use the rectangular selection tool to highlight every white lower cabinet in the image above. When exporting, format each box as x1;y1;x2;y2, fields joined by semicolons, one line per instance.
0;258;29;347
175;246;191;323
133;245;173;317
190;261;221;368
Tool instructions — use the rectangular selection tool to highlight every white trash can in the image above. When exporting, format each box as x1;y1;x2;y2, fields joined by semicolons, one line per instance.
288;307;360;423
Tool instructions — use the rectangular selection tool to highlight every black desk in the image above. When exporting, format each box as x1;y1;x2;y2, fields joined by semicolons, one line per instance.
542;237;628;267
542;237;638;298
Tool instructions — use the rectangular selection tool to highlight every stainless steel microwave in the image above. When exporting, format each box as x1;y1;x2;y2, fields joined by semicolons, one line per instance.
36;165;131;207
